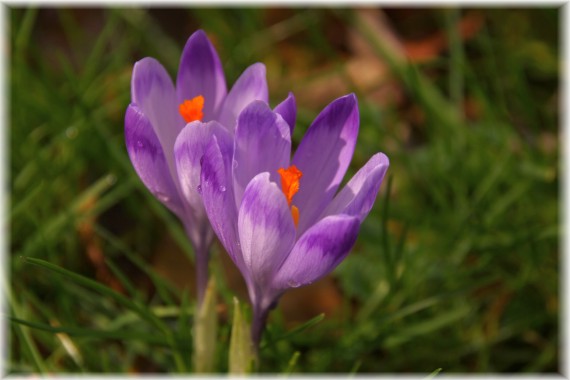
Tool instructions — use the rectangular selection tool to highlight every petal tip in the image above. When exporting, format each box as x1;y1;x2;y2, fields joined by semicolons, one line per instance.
132;57;160;74
187;29;209;44
323;93;358;117
254;171;272;183
283;91;296;105
252;62;266;72
373;152;390;167
245;62;266;78
343;92;358;106
182;29;217;58
131;57;175;106
246;99;271;112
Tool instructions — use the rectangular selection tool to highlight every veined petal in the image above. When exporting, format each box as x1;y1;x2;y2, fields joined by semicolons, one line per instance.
176;30;228;121
321;153;389;221
233;101;291;208
200;135;245;272
238;173;296;287
273;92;297;136
218;63;268;133
272;215;360;290
292;94;359;235
131;57;183;177
174;120;232;219
125;103;184;216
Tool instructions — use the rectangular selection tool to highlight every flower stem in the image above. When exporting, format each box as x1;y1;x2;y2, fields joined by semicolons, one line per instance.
195;241;209;306
193;278;218;372
183;221;210;306
251;303;270;362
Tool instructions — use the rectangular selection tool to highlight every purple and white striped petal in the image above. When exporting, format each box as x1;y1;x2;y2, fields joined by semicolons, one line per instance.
200;135;246;273
218;63;268;132
125;103;184;217
176;30;228;122
321;153;389;221
272;214;360;290
273;92;297;136
291;94;359;235
238;173;296;287
232;101;291;208
174;120;232;219
131;57;184;175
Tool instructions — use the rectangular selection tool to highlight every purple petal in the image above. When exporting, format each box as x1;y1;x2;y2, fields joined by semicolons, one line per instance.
131;57;183;174
125;103;184;216
291;94;359;235
200;135;246;273
321;153;389;221
272;215;360;290
232;101;291;208
218;63;268;132
174;120;232;220
176;30;228;122
273;92;297;136
238;173;296;287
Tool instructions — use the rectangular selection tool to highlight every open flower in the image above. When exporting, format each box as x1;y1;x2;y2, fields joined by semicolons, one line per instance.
125;30;293;303
195;93;389;346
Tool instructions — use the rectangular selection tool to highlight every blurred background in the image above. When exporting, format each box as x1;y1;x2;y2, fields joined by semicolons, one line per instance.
9;7;559;373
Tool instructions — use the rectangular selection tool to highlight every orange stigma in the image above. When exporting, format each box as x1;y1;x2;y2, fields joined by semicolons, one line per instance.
179;95;204;123
278;165;303;227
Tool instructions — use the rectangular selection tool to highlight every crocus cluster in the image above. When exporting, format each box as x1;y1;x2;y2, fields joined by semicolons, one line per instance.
126;29;389;350
125;30;293;303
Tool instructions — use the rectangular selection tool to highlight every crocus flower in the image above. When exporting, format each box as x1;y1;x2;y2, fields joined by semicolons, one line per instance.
125;30;293;303
194;93;389;348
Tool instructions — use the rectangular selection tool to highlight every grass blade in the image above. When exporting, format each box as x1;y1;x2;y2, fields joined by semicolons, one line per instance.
21;257;165;331
263;313;325;347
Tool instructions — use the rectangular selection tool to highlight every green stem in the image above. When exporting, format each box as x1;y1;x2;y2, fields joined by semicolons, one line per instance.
251;302;270;364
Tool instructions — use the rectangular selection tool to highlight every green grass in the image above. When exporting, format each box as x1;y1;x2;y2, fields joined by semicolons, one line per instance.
9;7;559;374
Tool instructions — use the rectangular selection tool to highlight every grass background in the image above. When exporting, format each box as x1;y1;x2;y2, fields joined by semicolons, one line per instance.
9;7;559;374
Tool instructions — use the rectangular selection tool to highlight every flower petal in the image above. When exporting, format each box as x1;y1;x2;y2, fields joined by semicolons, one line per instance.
174;120;232;220
238;173;296;288
125;103;184;216
176;30;228;122
232;101;291;208
200;134;245;272
321;153;389;221
273;92;297;136
131;57;183;175
291;94;359;234
272;214;360;290
218;63;268;132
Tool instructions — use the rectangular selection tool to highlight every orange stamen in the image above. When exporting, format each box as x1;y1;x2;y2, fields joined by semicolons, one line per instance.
278;165;303;227
277;165;302;206
291;205;300;228
179;95;204;123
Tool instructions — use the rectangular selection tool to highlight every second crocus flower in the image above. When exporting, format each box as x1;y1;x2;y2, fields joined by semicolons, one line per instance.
125;30;295;303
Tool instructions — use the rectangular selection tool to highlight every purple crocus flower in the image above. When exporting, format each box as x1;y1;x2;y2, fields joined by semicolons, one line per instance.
124;30;292;303
192;93;389;347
